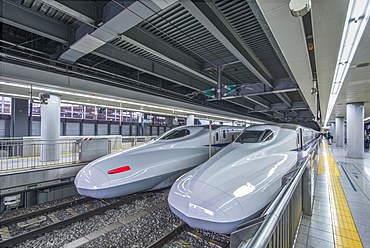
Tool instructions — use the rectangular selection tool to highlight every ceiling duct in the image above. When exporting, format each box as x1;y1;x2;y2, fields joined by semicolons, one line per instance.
59;0;176;63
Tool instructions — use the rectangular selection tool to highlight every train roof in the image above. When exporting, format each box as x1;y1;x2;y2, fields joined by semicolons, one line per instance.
180;125;241;130
250;123;309;131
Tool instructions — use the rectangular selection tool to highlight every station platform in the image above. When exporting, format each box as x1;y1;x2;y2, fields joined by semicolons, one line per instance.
296;142;370;248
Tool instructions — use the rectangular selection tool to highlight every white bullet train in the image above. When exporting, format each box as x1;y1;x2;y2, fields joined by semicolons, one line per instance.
168;124;319;234
74;125;243;199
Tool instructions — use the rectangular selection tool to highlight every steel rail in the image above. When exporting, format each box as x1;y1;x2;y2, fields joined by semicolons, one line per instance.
146;221;187;248
0;197;90;226
0;194;143;247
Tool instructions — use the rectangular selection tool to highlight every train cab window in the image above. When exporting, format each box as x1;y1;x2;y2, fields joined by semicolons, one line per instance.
235;129;273;143
261;130;274;142
159;129;190;140
235;131;264;143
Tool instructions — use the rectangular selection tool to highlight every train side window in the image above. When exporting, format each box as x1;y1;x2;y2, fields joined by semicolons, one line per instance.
216;132;219;142
261;130;274;142
223;130;226;139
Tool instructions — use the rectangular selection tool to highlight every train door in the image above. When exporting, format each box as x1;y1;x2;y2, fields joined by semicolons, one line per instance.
297;128;303;151
222;129;227;144
212;130;222;154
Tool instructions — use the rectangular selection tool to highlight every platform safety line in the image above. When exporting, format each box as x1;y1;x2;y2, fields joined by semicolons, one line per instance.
320;143;363;248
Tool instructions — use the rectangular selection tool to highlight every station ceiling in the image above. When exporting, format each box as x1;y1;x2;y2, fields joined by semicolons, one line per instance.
1;0;369;130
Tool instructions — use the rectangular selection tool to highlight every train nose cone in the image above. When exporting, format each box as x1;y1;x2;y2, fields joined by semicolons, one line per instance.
169;180;244;233
74;167;110;198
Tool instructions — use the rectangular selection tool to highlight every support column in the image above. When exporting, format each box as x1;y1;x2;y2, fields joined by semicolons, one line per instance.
138;113;143;136
186;115;195;126
40;94;60;162
335;117;345;147
347;103;364;159
217;67;222;100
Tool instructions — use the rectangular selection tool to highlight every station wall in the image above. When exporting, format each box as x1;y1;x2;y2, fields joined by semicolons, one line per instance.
0;115;175;138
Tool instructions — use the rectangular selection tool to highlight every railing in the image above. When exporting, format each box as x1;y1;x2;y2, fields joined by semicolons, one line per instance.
231;140;319;248
0;136;157;171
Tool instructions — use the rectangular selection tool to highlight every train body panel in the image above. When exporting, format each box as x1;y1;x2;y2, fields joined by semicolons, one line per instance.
168;124;318;234
74;125;243;198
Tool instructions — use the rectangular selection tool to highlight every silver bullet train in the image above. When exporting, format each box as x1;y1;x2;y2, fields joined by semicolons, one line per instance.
74;125;243;198
168;124;319;234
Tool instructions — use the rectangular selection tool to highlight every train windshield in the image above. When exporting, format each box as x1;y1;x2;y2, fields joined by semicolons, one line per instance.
159;129;190;140
235;129;273;143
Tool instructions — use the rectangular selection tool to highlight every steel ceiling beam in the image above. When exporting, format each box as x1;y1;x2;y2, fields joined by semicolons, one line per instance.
202;55;239;70
209;80;298;100
244;96;270;109
93;44;256;112
59;0;175;63
180;0;273;88
1;0;70;44
252;102;308;112
221;98;254;110
93;43;211;91
37;0;95;24
276;93;292;108
118;34;218;86
124;27;203;71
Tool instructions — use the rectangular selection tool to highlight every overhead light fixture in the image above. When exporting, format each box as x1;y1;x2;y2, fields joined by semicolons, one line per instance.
0;80;266;124
324;0;370;127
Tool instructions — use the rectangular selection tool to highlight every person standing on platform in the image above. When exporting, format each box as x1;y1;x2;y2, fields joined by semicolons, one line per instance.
327;132;333;145
365;133;370;151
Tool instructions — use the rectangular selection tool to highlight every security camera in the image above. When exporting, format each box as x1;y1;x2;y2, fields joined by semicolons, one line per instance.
311;88;317;95
38;92;50;104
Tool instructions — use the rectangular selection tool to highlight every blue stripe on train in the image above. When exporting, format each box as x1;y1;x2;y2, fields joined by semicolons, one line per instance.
203;142;231;147
290;136;320;152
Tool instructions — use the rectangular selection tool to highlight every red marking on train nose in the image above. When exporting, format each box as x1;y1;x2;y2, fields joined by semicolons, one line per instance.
107;166;131;174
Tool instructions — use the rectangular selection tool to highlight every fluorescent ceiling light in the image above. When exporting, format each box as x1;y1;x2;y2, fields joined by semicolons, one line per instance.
0;80;266;124
0;81;174;111
324;0;370;126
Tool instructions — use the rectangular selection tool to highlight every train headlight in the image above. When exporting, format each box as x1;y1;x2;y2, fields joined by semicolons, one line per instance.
233;182;255;197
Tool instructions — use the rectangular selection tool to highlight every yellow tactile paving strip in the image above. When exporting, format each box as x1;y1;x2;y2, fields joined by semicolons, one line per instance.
318;142;363;248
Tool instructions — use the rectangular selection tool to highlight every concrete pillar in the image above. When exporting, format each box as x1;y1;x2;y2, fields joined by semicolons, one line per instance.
40;94;60;162
138;113;143;136
186;115;195;126
335;117;345;147
346;103;364;159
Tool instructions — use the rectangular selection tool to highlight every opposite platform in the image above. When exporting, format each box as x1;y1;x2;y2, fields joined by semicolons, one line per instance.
296;141;370;248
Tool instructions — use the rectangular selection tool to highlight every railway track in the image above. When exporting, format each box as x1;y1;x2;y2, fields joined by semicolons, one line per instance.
147;222;230;248
0;194;143;247
1;189;230;248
